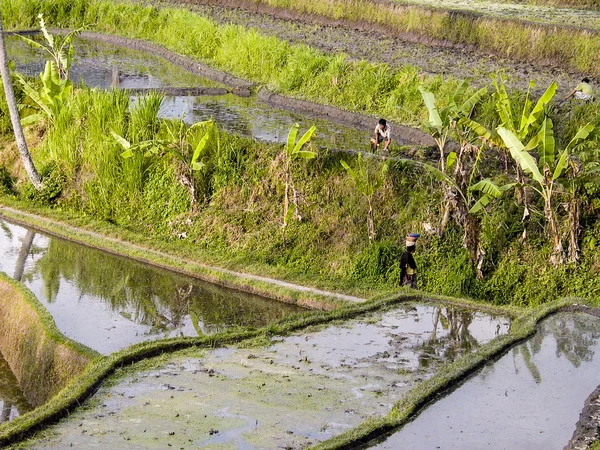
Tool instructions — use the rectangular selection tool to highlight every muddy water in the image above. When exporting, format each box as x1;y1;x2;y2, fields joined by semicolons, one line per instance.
0;220;304;355
370;312;600;450
5;34;216;89
22;303;510;449
0;351;31;423
158;94;388;148
7;34;389;150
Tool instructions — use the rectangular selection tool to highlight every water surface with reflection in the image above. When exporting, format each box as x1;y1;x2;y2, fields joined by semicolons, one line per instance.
0;220;305;354
19;302;511;449
370;312;600;450
0;351;31;423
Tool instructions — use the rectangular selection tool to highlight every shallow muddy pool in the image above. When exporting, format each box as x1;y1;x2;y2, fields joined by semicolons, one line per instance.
5;34;216;89
158;94;387;148
0;219;304;354
369;311;600;450
7;34;389;150
22;303;510;449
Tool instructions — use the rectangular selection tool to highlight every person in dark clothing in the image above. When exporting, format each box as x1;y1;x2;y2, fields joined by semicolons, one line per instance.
400;244;417;288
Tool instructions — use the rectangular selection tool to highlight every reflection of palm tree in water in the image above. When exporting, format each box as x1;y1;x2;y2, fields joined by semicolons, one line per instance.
0;402;11;423
13;229;35;282
418;307;477;368
513;313;600;383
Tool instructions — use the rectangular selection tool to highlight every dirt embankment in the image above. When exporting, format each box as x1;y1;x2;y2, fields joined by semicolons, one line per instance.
566;385;600;450
0;279;94;407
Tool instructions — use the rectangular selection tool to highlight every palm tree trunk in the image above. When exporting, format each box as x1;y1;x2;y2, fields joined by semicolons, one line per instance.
0;15;42;189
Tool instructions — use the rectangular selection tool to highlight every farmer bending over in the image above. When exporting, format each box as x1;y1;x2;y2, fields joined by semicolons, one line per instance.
371;118;391;152
564;78;594;102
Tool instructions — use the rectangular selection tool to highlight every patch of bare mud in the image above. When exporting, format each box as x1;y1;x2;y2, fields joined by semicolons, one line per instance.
168;2;584;96
23;303;509;449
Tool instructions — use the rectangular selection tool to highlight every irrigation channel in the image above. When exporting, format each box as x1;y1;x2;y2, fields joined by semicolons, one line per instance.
6;33;420;151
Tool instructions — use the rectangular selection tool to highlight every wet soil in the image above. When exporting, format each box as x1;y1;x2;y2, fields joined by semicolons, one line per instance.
369;312;600;450
19;303;509;449
169;1;583;96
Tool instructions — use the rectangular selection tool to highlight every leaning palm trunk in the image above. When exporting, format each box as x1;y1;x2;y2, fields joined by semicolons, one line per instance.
0;14;42;189
567;197;580;264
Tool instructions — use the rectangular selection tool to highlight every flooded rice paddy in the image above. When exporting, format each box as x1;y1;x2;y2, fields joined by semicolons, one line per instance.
0;219;304;355
370;312;600;450
6;34;387;150
21;303;510;448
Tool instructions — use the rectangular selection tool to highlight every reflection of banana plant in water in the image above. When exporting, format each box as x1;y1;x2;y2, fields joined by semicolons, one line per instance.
417;307;477;368
513;314;600;384
513;344;542;384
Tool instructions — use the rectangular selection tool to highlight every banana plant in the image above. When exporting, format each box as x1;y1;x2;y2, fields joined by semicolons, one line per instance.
17;60;72;126
112;119;216;212
282;123;317;228
497;119;595;265
18;13;83;81
419;82;489;245
341;152;388;242
15;16;84;126
419;81;487;173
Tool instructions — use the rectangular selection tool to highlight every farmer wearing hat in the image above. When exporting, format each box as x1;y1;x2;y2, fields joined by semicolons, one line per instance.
400;234;419;288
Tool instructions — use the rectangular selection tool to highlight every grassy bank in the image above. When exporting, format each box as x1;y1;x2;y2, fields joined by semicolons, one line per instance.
0;275;98;407
2;78;600;306
175;0;600;76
